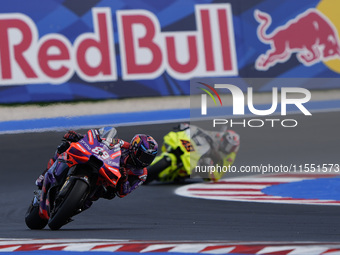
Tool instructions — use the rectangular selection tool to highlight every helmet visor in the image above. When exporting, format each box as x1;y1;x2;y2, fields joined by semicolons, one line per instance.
135;150;156;167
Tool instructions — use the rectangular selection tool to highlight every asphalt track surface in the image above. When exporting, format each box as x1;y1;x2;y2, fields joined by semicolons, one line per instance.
1;111;340;242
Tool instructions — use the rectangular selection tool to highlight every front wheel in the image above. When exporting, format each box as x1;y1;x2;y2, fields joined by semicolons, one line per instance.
144;156;172;184
25;191;48;230
48;179;89;230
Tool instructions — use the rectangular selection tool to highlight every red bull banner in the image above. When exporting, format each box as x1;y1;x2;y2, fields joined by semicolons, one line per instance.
0;0;339;103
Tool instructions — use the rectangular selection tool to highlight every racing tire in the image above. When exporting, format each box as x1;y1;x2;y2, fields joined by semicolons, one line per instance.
25;202;48;230
48;179;88;230
144;156;172;184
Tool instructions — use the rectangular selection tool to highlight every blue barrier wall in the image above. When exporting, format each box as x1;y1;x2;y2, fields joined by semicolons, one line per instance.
0;0;340;103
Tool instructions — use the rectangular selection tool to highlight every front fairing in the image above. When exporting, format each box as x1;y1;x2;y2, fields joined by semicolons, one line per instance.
159;130;201;175
67;129;121;186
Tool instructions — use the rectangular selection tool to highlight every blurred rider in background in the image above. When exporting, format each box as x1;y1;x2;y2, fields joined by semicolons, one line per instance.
176;123;240;181
145;123;240;184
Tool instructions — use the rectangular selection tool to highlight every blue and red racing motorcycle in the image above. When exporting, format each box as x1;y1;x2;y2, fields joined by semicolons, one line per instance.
25;127;122;230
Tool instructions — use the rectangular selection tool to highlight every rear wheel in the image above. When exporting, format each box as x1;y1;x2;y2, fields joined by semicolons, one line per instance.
48;179;89;230
144;156;172;184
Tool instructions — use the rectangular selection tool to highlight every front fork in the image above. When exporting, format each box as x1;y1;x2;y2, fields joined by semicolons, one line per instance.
49;175;90;218
39;160;70;220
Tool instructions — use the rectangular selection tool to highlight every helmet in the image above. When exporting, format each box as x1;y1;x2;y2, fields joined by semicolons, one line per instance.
219;130;240;154
130;134;158;168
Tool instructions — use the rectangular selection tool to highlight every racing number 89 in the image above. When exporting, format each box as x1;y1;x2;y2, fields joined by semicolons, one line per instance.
92;146;110;159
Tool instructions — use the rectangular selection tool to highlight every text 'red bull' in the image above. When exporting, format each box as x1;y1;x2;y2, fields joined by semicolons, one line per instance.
255;8;340;70
0;4;238;85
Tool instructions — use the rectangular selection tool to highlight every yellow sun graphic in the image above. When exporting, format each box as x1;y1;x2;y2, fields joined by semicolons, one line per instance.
317;0;340;73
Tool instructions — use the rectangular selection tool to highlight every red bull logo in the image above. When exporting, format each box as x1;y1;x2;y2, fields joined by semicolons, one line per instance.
0;4;238;85
254;7;340;71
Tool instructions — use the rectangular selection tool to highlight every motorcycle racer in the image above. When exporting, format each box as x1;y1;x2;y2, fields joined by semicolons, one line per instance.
36;128;158;218
177;123;240;181
145;123;240;184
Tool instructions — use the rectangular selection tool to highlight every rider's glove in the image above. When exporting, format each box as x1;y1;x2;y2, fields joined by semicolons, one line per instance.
63;130;83;142
56;142;70;154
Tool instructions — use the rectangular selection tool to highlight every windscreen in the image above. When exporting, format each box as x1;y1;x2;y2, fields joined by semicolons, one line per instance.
98;127;117;146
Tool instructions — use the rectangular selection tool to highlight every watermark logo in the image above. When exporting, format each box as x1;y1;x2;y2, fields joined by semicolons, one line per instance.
193;80;312;128
197;82;223;115
201;84;311;116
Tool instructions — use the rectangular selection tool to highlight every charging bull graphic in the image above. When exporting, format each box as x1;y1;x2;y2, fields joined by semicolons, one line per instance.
255;9;340;70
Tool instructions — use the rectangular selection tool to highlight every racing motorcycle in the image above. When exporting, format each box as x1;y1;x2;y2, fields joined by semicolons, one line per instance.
144;124;238;184
25;127;122;230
